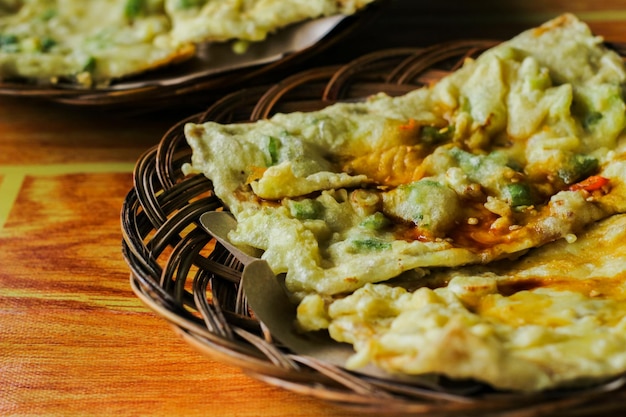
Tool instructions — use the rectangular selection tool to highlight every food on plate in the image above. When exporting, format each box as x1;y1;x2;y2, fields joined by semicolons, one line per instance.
298;213;626;391
0;0;193;85
0;0;375;86
165;0;376;47
183;14;626;390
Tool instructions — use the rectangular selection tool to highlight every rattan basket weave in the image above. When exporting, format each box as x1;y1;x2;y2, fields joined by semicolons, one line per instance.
121;40;626;416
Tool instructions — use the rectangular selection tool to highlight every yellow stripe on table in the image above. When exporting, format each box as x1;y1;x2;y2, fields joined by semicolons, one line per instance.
0;163;135;230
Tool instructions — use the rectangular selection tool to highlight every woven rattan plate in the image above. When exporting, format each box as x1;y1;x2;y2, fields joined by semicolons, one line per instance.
121;40;626;416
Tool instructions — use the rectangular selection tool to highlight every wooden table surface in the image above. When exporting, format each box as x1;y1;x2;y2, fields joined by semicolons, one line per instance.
3;1;626;416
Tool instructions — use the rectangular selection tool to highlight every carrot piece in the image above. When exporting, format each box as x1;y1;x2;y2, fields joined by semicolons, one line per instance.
246;166;266;184
398;118;417;130
568;175;609;192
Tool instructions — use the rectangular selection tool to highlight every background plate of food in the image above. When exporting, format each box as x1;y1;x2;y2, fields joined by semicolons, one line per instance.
0;0;382;107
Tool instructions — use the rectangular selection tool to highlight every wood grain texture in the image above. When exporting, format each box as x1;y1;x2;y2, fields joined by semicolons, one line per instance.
2;1;626;416
0;97;355;417
0;97;179;165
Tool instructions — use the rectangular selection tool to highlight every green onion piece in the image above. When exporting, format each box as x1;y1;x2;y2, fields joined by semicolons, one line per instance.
232;40;250;55
0;34;19;52
449;147;481;172
351;238;391;252
82;56;96;73
583;111;603;130
178;0;204;9
40;37;56;53
558;154;598;185
502;183;533;207
289;200;323;220
124;0;144;20
267;136;281;166
39;8;57;21
528;72;551;90
420;125;454;144
359;212;390;230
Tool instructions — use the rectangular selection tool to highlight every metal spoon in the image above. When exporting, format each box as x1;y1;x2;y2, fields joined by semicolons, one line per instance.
199;211;367;363
198;211;483;395
199;211;261;266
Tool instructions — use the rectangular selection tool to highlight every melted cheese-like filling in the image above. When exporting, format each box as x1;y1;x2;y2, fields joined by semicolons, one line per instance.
297;214;626;391
184;14;626;391
183;14;626;298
